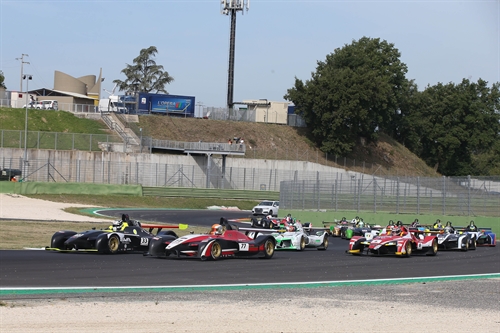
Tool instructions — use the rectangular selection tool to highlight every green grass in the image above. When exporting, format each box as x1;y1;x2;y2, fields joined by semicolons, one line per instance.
0;108;122;150
0;108;109;133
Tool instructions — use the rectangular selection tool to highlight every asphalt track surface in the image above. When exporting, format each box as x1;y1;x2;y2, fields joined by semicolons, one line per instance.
0;209;498;288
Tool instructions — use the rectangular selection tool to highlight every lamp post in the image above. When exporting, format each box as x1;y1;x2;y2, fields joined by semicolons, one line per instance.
139;128;143;153
23;74;33;179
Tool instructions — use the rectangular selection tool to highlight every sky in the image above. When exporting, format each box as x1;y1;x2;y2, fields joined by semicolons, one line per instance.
1;0;498;108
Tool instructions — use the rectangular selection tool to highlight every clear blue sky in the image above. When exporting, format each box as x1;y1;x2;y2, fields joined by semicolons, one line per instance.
1;0;498;108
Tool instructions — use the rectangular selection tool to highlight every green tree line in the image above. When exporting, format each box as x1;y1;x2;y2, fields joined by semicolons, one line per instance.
285;37;500;176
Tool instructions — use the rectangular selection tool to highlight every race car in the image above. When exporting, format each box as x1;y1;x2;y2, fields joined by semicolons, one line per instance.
46;214;186;254
455;221;496;247
322;218;351;237
347;225;438;257
435;231;476;251
147;217;276;260
245;221;329;251
432;226;477;251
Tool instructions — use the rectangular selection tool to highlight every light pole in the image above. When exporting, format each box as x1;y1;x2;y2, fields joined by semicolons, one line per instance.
23;74;33;180
139;128;143;153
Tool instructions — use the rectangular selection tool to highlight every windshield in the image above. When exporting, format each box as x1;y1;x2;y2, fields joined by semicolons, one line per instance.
258;201;273;206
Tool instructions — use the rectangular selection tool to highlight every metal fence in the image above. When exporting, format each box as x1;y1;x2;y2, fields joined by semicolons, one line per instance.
0;130;123;151
279;175;500;217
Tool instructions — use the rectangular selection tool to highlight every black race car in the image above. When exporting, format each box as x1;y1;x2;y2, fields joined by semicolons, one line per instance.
46;214;185;254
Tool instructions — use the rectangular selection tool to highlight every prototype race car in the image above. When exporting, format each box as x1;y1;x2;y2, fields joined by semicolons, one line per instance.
46;214;186;254
347;226;438;257
147;217;276;260
455;221;496;247
246;221;329;251
435;231;476;251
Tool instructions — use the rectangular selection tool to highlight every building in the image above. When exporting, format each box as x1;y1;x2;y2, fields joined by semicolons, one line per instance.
9;69;103;112
242;99;289;125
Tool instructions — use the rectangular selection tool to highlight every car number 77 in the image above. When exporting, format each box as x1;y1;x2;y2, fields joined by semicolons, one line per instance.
239;243;249;251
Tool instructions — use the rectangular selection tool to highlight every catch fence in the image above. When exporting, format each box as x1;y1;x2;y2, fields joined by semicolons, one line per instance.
279;175;500;217
2;155;498;217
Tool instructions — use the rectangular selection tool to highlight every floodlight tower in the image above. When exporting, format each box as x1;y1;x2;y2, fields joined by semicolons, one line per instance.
221;0;249;109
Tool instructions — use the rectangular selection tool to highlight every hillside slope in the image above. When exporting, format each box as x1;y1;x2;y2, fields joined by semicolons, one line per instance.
138;116;440;177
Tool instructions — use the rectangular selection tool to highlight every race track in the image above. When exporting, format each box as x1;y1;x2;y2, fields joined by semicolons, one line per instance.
0;209;498;288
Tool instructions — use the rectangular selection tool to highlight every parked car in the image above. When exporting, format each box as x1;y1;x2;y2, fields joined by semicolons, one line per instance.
39;100;58;110
252;200;279;217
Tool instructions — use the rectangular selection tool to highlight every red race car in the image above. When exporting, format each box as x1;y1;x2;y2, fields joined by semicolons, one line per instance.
347;225;438;257
147;218;276;260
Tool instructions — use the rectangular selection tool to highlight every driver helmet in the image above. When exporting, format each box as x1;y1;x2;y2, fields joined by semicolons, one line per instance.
358;221;365;228
396;221;403;227
388;220;395;226
210;224;223;235
265;215;272;220
112;220;123;231
411;219;420;227
469;220;475;226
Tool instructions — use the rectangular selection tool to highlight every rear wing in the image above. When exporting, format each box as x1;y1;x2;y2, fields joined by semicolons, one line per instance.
140;223;188;234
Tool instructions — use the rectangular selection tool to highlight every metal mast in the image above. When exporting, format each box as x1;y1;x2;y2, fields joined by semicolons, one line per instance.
221;0;249;109
15;54;29;92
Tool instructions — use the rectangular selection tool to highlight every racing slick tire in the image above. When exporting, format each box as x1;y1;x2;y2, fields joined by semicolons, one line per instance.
209;241;222;260
461;238;470;252
299;236;306;251
469;236;477;250
318;236;329;251
427;238;438;256
107;234;121;254
261;238;275;259
404;241;412;257
251;218;260;228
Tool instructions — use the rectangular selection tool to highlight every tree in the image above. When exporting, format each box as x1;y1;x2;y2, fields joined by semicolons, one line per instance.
0;70;6;89
113;46;174;94
401;79;500;176
284;37;409;156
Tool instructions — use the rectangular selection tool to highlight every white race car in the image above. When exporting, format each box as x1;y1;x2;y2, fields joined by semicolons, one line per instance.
244;222;329;251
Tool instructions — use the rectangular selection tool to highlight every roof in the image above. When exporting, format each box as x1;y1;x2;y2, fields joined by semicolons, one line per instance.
28;88;95;100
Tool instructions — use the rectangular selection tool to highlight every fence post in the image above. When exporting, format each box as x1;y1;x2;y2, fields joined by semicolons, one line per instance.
442;176;446;215
373;176;377;213
417;177;420;215
467;175;471;216
396;177;400;214
317;171;320;211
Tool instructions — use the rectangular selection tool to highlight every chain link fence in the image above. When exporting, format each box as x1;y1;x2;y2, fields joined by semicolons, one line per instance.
2;154;498;216
0;130;122;151
279;175;500;217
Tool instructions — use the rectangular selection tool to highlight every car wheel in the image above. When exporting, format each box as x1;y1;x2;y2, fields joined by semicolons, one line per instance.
470;237;477;250
461;238;469;252
108;234;120;254
262;239;275;259
210;241;222;260
251;218;259;228
318;236;328;251
404;241;412;257
427;238;438;256
299;236;306;251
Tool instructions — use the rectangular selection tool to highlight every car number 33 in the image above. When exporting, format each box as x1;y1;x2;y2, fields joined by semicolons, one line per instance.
140;237;149;245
